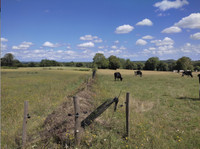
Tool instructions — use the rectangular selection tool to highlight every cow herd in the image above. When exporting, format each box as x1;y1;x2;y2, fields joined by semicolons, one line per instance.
114;70;142;81
114;70;198;81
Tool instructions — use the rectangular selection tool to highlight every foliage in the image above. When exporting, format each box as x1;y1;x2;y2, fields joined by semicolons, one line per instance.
176;57;193;71
28;62;36;67
135;62;145;70
93;53;109;69
144;57;159;70
124;59;136;70
76;62;84;67
39;59;60;67
108;55;121;70
157;61;168;71
1;53;22;67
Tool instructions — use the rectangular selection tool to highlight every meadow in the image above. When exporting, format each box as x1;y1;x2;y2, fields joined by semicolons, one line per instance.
1;67;90;148
1;68;200;149
81;70;200;149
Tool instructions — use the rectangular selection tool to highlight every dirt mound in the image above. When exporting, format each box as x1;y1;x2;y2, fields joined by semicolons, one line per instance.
40;78;96;146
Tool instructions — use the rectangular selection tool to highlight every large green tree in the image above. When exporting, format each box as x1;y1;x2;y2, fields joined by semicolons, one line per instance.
108;55;121;70
144;57;159;70
1;53;15;66
176;56;193;71
135;62;144;70
157;61;168;71
124;59;136;70
1;53;22;67
93;53;109;69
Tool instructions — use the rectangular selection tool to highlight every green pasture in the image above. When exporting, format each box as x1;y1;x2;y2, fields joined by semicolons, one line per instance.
81;70;200;149
1;67;90;148
1;68;200;148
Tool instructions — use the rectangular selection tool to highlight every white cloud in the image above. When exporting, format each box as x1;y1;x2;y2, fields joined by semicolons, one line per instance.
149;47;156;50
154;0;189;11
80;35;97;40
65;50;75;55
114;40;119;44
115;24;134;34
136;18;153;26
111;45;117;49
151;37;174;46
94;39;103;43
80;35;102;43
98;46;104;49
1;37;8;42
180;43;200;53
174;13;200;29
97;50;104;54
12;41;33;50
142;35;154;40
144;37;175;55
161;26;182;33
190;32;200;40
67;46;71;49
136;39;147;46
1;44;7;51
77;42;95;49
119;46;126;50
42;41;60;48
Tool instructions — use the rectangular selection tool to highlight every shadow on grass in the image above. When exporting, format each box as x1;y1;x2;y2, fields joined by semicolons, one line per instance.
177;97;200;101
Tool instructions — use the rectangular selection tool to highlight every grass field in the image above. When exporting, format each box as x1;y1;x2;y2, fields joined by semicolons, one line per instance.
81;69;200;149
1;68;200;148
1;67;90;148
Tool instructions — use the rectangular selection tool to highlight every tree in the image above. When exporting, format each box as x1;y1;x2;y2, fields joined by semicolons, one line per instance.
157;61;168;71
135;62;144;70
124;59;136;70
1;53;15;66
119;58;126;69
76;62;83;67
176;57;193;71
108;55;121;70
28;62;36;67
144;57;159;70
93;53;109;69
168;61;176;71
39;59;60;67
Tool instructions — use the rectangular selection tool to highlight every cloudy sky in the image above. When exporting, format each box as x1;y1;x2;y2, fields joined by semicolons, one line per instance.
1;0;200;62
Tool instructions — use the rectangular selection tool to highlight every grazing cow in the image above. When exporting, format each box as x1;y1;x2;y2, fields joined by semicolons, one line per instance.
134;70;142;77
182;71;193;78
114;72;123;81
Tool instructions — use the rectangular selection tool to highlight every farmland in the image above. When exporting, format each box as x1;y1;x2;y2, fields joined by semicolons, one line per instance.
1;67;200;148
1;67;90;148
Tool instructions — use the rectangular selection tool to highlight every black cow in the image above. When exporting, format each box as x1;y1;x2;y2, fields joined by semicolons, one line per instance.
134;70;142;77
182;71;193;78
114;72;123;81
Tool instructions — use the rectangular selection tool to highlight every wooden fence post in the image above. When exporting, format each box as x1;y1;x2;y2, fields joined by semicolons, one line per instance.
126;93;130;137
73;96;81;146
22;101;28;149
92;70;96;79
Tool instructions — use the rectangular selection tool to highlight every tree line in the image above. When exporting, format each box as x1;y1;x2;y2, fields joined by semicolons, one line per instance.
1;53;200;71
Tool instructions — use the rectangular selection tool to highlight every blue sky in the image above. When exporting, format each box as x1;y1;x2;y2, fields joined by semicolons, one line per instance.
1;0;200;62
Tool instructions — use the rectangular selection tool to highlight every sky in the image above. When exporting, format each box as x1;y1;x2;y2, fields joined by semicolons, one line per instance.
1;0;200;62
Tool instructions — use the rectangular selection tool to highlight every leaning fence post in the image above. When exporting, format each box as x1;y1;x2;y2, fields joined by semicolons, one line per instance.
73;96;81;146
22;101;28;148
126;93;130;137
